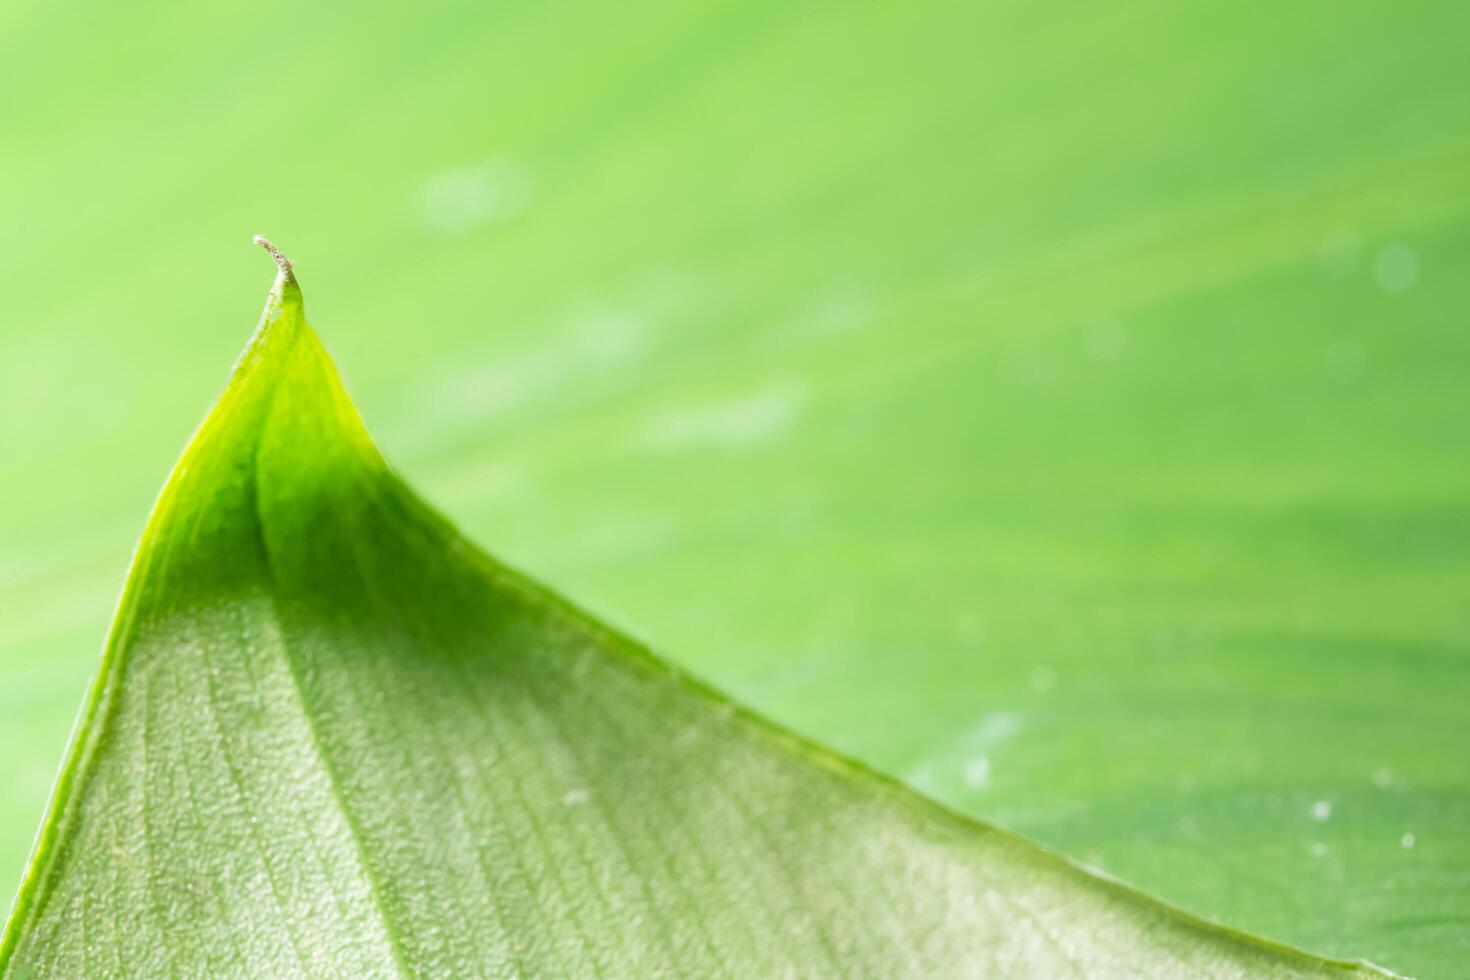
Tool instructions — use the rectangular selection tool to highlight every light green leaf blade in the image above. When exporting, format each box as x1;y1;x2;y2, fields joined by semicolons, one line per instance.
0;259;1394;978
6;6;1470;975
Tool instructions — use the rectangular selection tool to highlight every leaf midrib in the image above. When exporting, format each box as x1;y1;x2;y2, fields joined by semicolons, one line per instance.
248;383;414;980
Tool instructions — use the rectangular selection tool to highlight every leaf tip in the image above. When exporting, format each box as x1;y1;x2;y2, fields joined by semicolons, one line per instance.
252;235;295;279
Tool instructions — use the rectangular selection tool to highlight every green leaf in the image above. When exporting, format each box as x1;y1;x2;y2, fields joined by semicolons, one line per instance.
5;6;1470;978
0;253;1395;977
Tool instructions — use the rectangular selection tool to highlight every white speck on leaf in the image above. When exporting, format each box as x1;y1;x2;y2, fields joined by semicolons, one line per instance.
640;381;807;450
965;711;1021;750
1311;800;1332;822
805;286;876;339
1085;317;1130;361
419;157;532;234
1373;243;1420;292
954;614;984;645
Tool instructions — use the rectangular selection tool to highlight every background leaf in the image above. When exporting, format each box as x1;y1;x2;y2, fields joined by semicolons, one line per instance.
0;268;1392;977
2;2;1468;977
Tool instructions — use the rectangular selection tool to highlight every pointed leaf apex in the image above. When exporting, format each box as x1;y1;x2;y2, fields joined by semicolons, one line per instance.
252;235;295;278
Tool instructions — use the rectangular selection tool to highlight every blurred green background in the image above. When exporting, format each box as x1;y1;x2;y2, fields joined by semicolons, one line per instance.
3;1;1469;976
